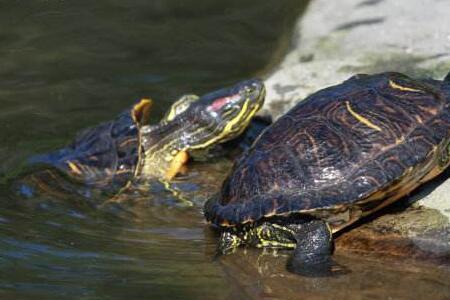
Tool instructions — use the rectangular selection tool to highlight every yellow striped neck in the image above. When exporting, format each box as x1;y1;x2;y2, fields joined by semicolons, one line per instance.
135;124;189;179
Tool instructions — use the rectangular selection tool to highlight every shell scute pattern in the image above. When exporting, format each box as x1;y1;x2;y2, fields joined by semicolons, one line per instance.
205;72;450;227
57;111;139;188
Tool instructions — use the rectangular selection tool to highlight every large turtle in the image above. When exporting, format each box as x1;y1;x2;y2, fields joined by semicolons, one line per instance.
204;72;450;275
22;79;265;200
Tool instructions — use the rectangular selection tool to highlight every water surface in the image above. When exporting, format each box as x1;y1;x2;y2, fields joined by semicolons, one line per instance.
0;1;306;299
1;1;449;300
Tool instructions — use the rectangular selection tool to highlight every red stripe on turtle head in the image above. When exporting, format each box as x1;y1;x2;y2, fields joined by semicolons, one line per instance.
208;94;241;112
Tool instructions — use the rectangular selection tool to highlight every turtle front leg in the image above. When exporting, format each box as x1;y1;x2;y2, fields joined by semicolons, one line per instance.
287;220;346;276
165;150;189;181
292;220;333;264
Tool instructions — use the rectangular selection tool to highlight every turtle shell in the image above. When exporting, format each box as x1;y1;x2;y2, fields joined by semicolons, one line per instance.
205;72;450;230
27;104;144;192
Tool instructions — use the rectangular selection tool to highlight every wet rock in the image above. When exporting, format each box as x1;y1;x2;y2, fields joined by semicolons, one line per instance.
264;0;450;118
336;206;450;263
263;0;450;261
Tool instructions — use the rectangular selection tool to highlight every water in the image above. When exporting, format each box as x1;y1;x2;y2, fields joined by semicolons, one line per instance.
0;1;449;300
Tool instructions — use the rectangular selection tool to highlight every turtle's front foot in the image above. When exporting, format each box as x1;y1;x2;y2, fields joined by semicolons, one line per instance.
287;220;348;277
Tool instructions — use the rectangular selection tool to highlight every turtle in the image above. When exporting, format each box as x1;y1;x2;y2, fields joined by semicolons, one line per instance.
204;71;450;275
23;79;266;200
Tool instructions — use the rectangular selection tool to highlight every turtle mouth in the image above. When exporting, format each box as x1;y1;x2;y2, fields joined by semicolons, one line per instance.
241;79;266;104
224;80;266;134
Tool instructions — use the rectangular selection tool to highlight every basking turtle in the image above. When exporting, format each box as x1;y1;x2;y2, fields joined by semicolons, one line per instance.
25;79;265;199
205;72;450;275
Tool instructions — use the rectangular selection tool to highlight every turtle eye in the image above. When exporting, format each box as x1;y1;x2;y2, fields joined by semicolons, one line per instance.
244;86;254;94
243;81;262;95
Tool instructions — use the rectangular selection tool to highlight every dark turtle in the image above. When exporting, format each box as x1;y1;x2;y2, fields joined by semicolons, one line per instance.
24;79;265;199
205;72;450;275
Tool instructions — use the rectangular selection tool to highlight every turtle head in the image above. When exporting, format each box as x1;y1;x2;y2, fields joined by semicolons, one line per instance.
139;79;265;178
185;78;266;148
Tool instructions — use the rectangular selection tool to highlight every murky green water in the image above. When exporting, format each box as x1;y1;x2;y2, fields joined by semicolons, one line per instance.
0;1;306;299
1;1;450;300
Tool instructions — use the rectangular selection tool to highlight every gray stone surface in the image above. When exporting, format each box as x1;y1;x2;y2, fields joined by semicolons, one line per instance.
263;0;450;258
265;0;450;118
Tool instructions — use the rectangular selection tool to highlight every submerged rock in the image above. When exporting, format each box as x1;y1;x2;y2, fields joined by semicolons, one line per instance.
264;0;450;261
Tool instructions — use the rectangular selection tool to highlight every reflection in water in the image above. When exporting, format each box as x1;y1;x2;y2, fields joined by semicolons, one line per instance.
1;159;233;299
218;248;450;300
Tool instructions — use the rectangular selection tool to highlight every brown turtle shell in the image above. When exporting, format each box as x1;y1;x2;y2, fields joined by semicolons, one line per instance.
27;101;147;192
205;72;450;230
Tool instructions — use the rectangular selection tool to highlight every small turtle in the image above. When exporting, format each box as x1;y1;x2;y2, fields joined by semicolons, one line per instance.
205;72;450;275
25;79;265;198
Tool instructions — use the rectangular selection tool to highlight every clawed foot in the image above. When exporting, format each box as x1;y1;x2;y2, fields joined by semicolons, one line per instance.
287;219;350;277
